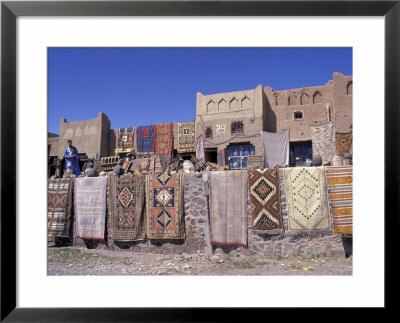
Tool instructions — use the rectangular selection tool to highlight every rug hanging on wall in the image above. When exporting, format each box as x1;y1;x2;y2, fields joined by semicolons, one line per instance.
326;166;353;235
310;120;336;165
283;167;331;233
336;132;353;157
248;169;283;233
48;178;74;237
108;174;146;241
209;171;248;247
195;134;205;161
136;125;154;153
118;127;134;148
260;129;290;168
74;177;108;240
177;121;196;153
146;172;185;239
154;123;173;157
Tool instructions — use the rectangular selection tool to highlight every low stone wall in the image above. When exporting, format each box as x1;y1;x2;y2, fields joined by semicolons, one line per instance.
65;172;349;258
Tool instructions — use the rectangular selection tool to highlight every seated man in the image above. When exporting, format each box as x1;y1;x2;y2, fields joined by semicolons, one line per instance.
112;159;124;176
84;163;97;177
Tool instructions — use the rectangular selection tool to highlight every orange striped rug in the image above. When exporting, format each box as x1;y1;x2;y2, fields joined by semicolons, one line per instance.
326;166;353;235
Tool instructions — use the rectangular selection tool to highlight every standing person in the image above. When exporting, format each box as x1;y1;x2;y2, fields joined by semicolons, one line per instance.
64;140;80;175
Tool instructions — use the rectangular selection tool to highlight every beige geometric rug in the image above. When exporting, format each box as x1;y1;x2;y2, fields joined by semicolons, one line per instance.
283;167;331;233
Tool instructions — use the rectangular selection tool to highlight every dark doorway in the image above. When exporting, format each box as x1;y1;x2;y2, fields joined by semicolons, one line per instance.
205;148;217;163
290;141;312;167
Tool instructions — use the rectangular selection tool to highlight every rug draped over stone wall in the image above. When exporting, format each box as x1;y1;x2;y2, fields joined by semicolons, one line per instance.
209;171;248;247
326;166;353;235
74;177;108;240
48;178;74;237
146;173;185;239
118;127;134;148
261;129;290;168
248;169;283;233
283;167;331;233
195;134;205;161
336;132;353;157
108;174;146;241
310;120;336;165
136;125;154;153
154;123;173;157
177;121;195;153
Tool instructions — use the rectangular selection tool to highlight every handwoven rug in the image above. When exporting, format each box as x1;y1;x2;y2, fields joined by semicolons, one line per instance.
108;174;146;241
136;125;154;153
248;169;283;233
138;157;150;172
177;121;195;153
146;172;185;239
154;123;173;157
310;120;336;165
118;127;134;148
195;134;205;161
74;176;108;240
48;178;74;237
283;167;331;233
336;132;353;157
326;166;353;235
261;129;290;168
209;171;248;247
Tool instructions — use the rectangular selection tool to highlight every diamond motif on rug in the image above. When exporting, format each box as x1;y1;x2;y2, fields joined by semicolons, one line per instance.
156;172;172;185
118;186;134;208
252;178;275;203
154;188;174;207
156;210;173;228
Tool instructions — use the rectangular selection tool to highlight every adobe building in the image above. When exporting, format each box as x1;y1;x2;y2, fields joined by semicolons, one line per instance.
48;72;352;174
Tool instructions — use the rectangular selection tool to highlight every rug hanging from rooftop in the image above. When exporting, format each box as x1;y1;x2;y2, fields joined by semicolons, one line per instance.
283;167;331;233
261;129;290;168
118;127;134;148
108;174;146;241
217;149;225;166
209;171;248;247
146;172;185;239
336;132;353;157
154;123;173;157
74;176;108;240
48;178;74;237
136;125;154;153
177;121;196;153
310;120;336;165
326;166;353;235
195;134;205;161
248;169;283;233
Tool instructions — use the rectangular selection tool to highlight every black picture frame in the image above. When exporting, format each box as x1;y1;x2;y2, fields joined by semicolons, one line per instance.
1;0;398;321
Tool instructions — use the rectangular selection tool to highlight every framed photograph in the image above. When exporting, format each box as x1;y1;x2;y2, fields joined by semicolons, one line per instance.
1;0;397;320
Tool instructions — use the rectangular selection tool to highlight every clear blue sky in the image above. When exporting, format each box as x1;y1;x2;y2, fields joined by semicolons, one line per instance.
48;47;352;134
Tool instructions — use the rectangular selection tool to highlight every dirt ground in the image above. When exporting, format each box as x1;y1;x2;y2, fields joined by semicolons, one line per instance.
47;246;352;276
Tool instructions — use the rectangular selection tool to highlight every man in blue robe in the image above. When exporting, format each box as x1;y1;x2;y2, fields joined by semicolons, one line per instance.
64;140;80;175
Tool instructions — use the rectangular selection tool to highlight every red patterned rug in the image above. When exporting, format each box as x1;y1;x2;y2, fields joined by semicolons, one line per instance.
154;123;173;157
146;173;185;239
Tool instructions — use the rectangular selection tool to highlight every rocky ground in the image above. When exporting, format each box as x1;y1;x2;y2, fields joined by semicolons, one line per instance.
48;246;352;276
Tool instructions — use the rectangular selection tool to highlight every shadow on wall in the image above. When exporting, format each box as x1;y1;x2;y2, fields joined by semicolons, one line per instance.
265;97;276;132
341;237;353;258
